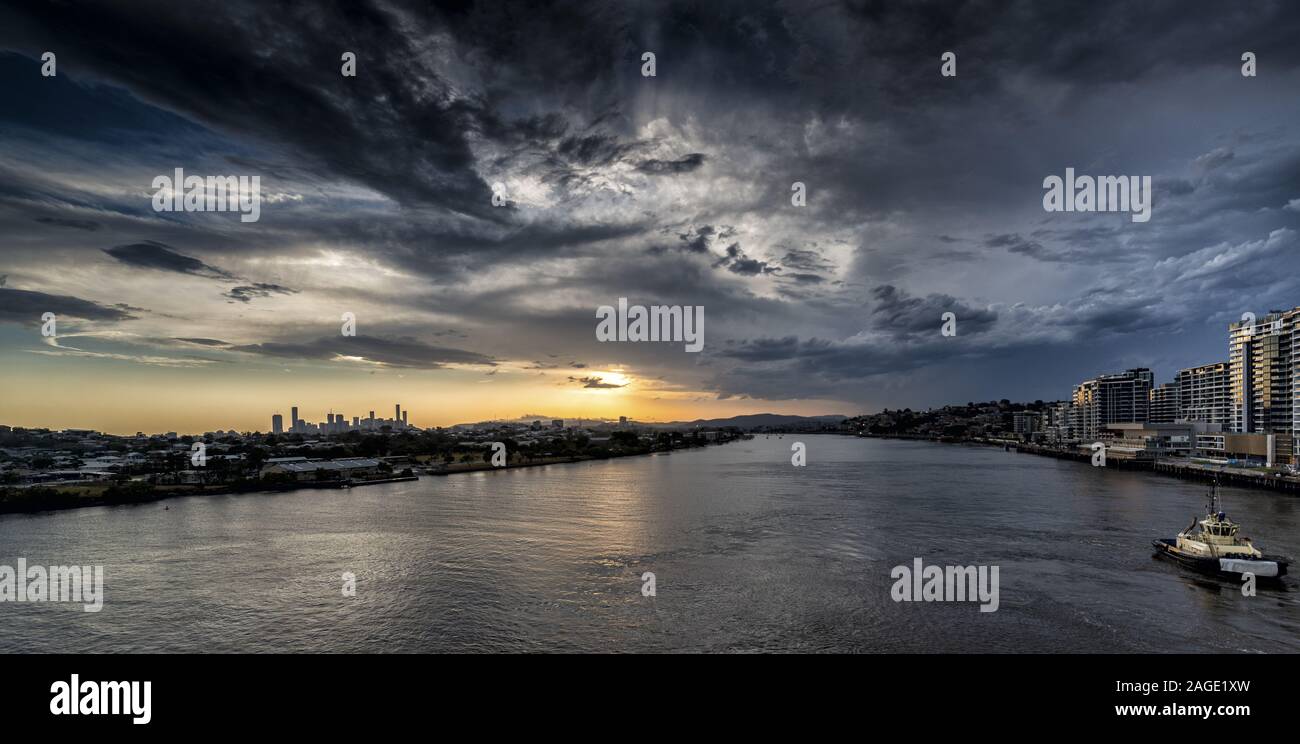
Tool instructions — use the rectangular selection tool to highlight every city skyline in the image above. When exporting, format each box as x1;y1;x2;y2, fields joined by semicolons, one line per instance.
3;3;1300;435
3;302;1298;436
0;310;1282;439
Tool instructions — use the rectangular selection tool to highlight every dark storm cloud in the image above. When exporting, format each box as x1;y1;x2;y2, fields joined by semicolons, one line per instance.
783;273;825;284
713;242;778;276
706;281;1011;399
779;248;834;273
554;133;643;169
712;333;965;401
2;0;1298;223
368;218;656;280
718;336;810;363
985;233;1040;254
173;337;230;347
637;153;706;175
676;226;716;254
569;376;627;389
1155;228;1297;292
0;2;498;218
224;283;298;304
648;225;743;258
824;0;1300;104
986;229;1141;264
0;287;136;323
103;241;234;279
34;216;100;231
3;0;1300;412
1049;289;1184;337
868;285;997;336
230;335;496;370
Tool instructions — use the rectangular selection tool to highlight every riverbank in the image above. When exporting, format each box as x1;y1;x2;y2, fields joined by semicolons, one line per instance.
0;439;746;516
0;475;423;516
424;454;595;475
420;436;753;476
860;433;1300;495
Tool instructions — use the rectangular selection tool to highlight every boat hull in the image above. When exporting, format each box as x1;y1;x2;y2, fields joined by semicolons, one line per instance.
1152;539;1288;580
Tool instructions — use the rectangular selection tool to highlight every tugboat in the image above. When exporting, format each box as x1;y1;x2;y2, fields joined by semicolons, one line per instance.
1153;479;1289;581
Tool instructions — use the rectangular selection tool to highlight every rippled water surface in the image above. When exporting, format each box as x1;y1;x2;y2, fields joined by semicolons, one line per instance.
2;436;1298;652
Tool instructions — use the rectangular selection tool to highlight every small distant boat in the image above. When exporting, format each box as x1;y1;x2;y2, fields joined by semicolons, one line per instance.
1153;480;1289;581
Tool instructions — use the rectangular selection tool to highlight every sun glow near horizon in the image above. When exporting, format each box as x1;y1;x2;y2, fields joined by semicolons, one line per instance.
0;340;848;434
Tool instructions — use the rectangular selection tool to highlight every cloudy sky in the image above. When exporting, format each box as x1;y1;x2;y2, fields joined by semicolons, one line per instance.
2;1;1299;434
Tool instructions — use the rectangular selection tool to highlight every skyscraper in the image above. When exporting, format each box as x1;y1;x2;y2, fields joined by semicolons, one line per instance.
272;414;283;434
291;406;299;433
395;403;401;422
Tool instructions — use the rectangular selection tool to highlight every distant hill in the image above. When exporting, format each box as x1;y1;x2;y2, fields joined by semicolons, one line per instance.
646;413;848;430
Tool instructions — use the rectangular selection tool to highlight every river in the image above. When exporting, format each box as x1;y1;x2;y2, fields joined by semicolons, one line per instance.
1;435;1297;652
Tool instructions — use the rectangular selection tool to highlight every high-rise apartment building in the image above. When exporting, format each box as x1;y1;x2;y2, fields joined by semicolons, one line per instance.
1012;411;1044;436
1072;368;1154;442
1148;383;1180;424
1229;308;1299;464
1046;401;1074;442
271;414;283;434
1176;361;1231;425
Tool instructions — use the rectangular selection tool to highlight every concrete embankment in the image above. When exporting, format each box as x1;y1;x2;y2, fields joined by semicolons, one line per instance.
1010;443;1300;494
859;435;1300;495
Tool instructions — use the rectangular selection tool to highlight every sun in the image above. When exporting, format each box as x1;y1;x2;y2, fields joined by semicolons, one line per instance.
596;370;631;389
